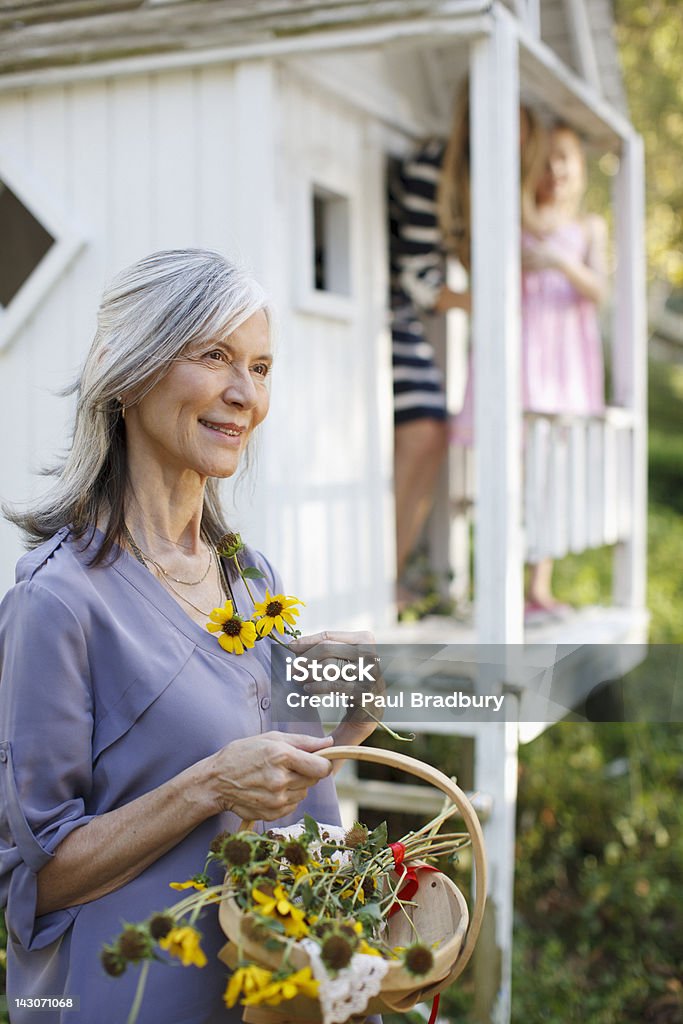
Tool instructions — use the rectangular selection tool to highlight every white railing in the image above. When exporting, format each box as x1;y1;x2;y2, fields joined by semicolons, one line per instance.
523;407;635;562
448;405;636;578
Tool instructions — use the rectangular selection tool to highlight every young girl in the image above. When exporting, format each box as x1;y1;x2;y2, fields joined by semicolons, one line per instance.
522;123;608;616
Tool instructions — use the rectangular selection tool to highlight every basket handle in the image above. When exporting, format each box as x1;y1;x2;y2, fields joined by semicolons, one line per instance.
239;744;486;981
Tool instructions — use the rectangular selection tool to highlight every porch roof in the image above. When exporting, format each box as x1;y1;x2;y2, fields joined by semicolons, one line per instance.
0;0;626;118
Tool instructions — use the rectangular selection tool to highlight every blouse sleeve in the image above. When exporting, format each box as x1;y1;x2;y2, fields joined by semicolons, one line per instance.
0;580;95;951
389;139;446;312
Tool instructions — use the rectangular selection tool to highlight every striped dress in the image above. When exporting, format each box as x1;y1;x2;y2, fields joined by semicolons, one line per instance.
388;138;448;425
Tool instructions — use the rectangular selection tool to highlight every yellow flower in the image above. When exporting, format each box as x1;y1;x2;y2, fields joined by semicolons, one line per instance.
158;926;207;968
224;965;274;1008
169;878;206;892
359;939;382;957
340;875;369;904
206;601;257;654
242;966;319;1006
251;884;309;937
252;591;304;637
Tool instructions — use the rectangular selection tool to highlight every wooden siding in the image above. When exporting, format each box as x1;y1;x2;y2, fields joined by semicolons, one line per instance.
0;66;239;588
268;64;394;630
0;62;395;628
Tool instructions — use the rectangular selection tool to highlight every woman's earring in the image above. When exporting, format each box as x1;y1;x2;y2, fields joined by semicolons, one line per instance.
117;396;126;420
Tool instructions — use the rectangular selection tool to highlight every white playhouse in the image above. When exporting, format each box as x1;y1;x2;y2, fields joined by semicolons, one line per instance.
0;2;648;1021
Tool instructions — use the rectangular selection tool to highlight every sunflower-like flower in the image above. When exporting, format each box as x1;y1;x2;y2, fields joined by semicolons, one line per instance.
403;943;434;976
206;601;257;654
242;966;319;1007
224;965;274;1008
158;926;207;968
251;884;309;938
252;591;304;637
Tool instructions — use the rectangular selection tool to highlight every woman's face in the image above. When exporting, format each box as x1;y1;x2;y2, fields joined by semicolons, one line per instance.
538;128;585;204
124;310;272;481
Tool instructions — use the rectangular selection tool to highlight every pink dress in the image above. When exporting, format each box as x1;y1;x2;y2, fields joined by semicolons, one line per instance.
522;221;604;415
450;219;604;444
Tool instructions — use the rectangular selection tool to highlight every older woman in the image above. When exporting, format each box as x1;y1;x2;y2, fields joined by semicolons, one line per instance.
0;250;375;1023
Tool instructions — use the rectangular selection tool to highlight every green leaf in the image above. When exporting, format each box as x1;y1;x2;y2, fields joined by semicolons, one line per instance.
299;883;314;910
366;821;388;853
242;567;267;580
302;814;320;841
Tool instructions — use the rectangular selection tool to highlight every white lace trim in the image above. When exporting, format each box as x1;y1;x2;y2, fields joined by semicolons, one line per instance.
301;938;389;1024
270;821;352;868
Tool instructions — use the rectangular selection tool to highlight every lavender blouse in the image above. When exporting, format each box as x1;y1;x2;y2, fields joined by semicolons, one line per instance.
0;527;341;1024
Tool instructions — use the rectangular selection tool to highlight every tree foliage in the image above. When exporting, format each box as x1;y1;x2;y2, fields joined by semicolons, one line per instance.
614;0;683;285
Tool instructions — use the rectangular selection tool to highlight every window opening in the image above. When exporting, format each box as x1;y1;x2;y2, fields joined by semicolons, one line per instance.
312;186;350;296
0;180;55;308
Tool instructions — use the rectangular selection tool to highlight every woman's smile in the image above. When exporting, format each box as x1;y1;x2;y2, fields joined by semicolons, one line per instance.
124;309;271;480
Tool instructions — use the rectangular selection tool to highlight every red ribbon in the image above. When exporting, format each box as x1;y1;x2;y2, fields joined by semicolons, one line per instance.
388;843;442;1024
387;841;439;918
428;994;440;1024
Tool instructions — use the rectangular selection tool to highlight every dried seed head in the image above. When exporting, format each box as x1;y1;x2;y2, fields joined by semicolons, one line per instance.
344;823;369;848
361;876;376;898
149;913;175;941
222;838;252;866
404;944;434;976
118;926;151;962
209;830;233;855
321;935;354;972
217;532;245;558
101;947;126;977
283;841;308;866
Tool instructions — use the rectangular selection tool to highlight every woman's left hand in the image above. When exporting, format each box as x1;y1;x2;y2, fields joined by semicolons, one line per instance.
287;631;384;756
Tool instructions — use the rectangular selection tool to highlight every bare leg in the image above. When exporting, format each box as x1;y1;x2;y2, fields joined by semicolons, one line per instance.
526;557;555;608
394;418;449;581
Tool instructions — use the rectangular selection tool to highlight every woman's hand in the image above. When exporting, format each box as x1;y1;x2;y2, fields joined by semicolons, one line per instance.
287;632;383;760
204;731;333;822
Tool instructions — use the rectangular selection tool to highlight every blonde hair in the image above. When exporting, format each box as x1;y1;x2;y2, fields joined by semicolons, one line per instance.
5;249;269;564
437;83;471;269
438;82;547;262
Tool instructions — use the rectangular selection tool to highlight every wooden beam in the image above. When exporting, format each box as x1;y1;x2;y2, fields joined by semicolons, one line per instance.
0;0;491;73
563;0;602;95
0;12;492;89
517;17;630;147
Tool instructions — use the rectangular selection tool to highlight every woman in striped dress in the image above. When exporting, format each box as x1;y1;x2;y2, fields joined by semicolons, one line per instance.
388;116;471;594
389;95;545;602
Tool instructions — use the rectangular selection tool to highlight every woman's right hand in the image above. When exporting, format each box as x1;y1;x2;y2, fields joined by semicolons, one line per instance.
204;731;333;823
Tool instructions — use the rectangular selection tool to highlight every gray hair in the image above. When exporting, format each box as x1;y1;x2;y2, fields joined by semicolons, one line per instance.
6;249;270;563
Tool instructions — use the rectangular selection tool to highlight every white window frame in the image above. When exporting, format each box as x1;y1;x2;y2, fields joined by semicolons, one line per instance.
294;168;356;322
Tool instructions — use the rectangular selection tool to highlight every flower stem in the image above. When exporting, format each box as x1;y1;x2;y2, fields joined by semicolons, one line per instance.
234;554;256;605
360;709;415;743
126;960;150;1024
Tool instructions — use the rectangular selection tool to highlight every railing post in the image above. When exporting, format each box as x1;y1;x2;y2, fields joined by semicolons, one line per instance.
470;8;524;645
470;11;522;1024
611;132;647;611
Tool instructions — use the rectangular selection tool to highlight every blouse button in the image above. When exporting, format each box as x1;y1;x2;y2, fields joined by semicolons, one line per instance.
260;696;271;711
0;750;7;763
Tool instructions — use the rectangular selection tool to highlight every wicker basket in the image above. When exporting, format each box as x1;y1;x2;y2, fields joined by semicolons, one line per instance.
218;745;487;1024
